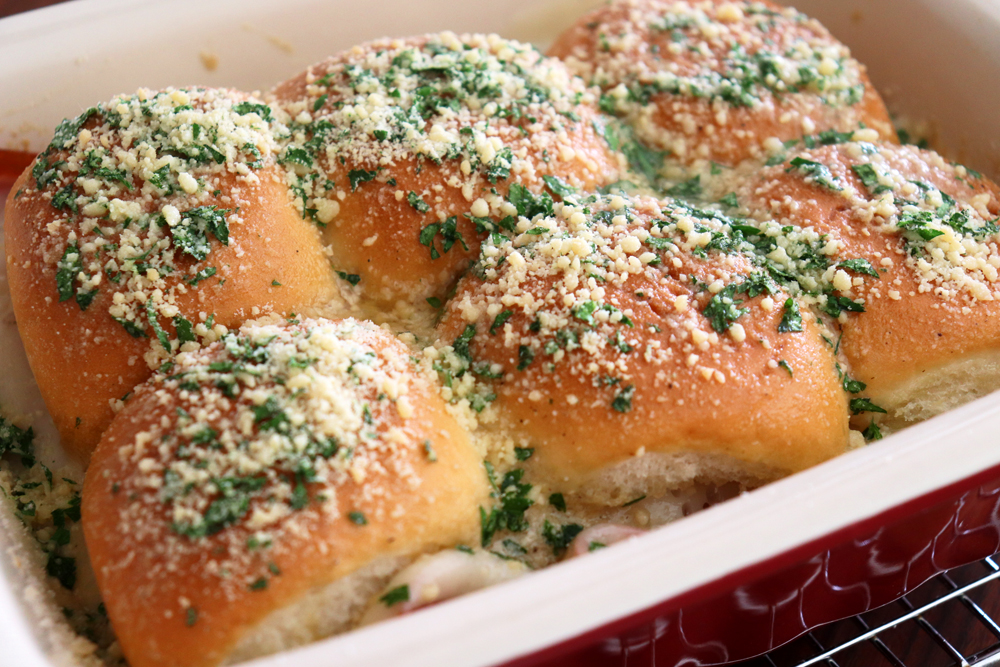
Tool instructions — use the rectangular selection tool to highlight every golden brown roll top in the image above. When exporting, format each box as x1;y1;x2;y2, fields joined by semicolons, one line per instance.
548;0;896;166
82;317;488;667
4;88;339;463
269;32;621;308
733;141;1000;430
433;193;851;502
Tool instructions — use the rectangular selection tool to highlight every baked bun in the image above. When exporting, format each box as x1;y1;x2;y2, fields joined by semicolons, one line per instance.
81;317;488;667
733;141;1000;432
269;32;621;308
434;192;851;504
548;0;896;166
4;88;339;463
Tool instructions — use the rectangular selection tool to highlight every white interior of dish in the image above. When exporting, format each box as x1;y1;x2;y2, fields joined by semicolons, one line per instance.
2;1;1000;666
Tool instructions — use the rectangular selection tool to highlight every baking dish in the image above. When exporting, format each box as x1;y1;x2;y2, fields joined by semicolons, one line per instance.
2;0;1000;666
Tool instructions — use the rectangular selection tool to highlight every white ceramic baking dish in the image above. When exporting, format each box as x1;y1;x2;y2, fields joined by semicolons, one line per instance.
3;1;1000;666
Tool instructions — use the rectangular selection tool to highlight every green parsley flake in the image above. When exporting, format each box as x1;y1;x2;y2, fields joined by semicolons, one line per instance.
380;584;410;607
622;494;646;507
348;168;378;191
407;191;431;213
549;492;567;512
490;310;513;335
863;419;883;441
542;520;584;556
837;258;879;278
612;384;635;413
786;157;842;191
850;163;891;194
542;174;577;198
423;440;437;462
778;298;803;333
850;398;887;415
337;271;362;286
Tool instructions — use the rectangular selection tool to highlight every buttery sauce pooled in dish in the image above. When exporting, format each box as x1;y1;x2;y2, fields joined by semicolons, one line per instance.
2;2;1000;666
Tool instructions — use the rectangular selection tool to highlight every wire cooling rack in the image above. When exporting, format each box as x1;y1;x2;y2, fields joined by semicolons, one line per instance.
731;555;1000;667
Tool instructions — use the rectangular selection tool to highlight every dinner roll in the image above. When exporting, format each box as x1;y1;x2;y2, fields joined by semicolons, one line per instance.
548;0;896;166
269;32;621;308
4;88;339;463
733;141;1000;432
434;192;851;504
82;317;488;667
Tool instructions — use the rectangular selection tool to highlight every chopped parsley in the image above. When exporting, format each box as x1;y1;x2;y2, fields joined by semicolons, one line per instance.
718;192;739;208
337;271;362;286
490;310;513;335
837;258;879;278
172;206;231;261
186;267;217;285
55;244;96;310
380;584;410;607
549;492;566;512
452;324;476;363
703;283;750;333
407;191;431;213
514;447;534;461
622;494;646;507
842;374;867;394
542;520;584;556
419;217;468;260
480;468;533;546
897;211;945;241
786;157;842;191
850;398;887;415
232;102;272;121
822;293;866;318
347;168;378;191
778;298;803;333
517;345;534;371
542;174;577;198
423;440;437;462
863;420;883;441
666;174;702;199
507;182;554;219
612;384;635;413
851;163;891;194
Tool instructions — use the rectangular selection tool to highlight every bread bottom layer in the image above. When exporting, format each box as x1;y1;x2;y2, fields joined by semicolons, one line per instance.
223;555;409;666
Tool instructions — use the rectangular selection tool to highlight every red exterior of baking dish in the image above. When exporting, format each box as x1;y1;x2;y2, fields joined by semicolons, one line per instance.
506;462;1000;667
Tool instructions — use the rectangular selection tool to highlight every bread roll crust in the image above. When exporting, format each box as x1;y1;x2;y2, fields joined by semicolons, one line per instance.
4;88;339;463
548;0;896;165
82;318;487;667
736;142;1000;425
435;194;850;493
269;33;621;306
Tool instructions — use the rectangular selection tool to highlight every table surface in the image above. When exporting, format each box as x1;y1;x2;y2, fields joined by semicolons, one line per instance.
2;0;997;665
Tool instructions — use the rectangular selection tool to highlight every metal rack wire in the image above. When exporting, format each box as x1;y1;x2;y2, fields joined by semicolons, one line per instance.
734;555;1000;667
